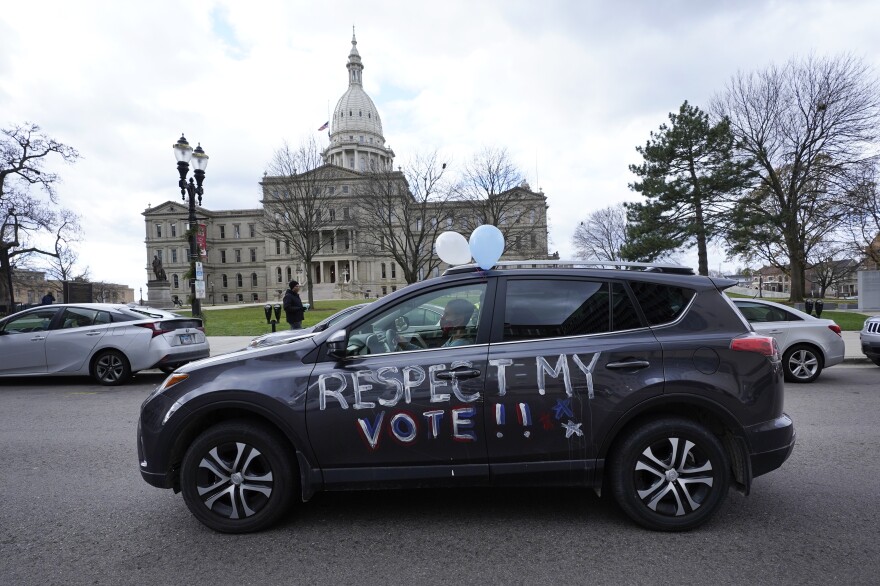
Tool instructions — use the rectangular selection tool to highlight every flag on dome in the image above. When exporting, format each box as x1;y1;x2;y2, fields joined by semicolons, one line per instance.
317;121;329;131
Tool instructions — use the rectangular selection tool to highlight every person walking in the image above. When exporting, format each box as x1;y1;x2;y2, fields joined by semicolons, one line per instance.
41;291;56;305
282;280;305;329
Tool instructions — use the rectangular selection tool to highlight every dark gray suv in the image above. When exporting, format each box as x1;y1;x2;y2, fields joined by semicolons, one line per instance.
138;261;794;533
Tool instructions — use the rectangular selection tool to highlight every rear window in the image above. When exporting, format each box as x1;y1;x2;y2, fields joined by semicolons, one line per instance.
629;281;695;325
502;279;641;342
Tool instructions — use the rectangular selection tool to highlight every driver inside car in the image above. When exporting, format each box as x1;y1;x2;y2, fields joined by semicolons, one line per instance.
439;298;476;347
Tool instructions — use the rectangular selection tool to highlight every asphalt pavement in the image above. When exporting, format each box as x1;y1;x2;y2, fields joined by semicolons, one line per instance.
205;330;869;362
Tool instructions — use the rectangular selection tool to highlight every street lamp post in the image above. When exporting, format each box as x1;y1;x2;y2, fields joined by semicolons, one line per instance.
173;134;208;318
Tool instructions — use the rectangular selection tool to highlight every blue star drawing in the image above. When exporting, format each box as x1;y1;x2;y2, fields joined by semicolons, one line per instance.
562;420;583;438
553;398;574;420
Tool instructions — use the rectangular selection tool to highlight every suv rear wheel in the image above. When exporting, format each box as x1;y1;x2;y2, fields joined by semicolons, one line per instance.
180;422;295;533
610;418;730;531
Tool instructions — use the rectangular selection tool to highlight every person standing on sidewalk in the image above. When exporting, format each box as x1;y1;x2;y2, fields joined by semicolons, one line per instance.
282;280;305;329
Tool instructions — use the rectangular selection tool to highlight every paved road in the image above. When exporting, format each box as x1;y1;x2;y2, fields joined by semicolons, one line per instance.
1;364;879;585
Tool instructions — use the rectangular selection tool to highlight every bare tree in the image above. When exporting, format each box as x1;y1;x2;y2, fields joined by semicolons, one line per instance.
807;239;859;297
356;151;454;283
1;123;80;311
572;203;629;261
453;147;535;251
712;54;880;301
260;137;335;308
843;160;880;266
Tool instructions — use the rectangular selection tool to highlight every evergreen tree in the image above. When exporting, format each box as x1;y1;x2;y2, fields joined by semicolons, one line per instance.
623;101;753;275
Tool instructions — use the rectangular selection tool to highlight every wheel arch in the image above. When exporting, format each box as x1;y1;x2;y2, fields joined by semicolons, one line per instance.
165;401;317;499
597;394;751;491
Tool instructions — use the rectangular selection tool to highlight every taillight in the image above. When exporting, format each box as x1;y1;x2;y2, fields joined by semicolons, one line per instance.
828;324;841;336
134;322;174;338
731;334;779;359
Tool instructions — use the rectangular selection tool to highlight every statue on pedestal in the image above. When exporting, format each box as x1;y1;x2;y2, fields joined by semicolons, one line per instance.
152;255;167;281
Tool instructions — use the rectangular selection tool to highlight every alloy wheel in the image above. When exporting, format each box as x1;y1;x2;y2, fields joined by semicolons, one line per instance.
633;436;714;517
195;441;274;520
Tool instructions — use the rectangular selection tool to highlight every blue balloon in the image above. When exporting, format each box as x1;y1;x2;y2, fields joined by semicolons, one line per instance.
469;225;505;270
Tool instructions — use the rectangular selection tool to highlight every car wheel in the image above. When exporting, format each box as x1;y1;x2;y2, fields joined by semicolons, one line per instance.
610;418;730;531
782;344;823;383
180;422;295;534
870;357;880;368
92;350;132;385
159;365;177;374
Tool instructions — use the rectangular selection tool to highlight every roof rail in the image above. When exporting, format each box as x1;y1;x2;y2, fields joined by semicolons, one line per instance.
443;259;695;275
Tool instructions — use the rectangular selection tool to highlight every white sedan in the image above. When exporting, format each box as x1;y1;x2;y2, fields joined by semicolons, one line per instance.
732;298;845;383
0;303;209;385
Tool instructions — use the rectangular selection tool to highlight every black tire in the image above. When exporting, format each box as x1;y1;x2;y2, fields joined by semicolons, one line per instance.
782;344;823;383
159;365;177;374
92;350;132;385
180;422;296;533
870;357;880;368
610;418;730;531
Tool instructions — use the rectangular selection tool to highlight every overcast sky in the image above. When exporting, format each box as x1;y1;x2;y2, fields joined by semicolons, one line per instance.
2;0;879;294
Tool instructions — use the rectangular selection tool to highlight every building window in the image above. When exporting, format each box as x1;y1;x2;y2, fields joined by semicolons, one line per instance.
156;250;163;263
252;293;259;302
328;186;336;195
222;294;228;303
344;233;350;250
276;267;282;283
249;224;256;238
382;286;387;296
391;286;397;292
342;186;349;194
381;263;386;279
285;241;290;254
220;250;227;264
235;249;241;263
172;274;179;288
155;224;162;238
236;274;243;288
237;294;244;302
250;248;257;262
391;264;396;279
530;210;536;224
343;207;350;220
233;224;241;239
170;224;177;237
222;274;228;287
329;209;336;222
219;225;226;239
275;240;281;254
530;233;537;248
251;273;258;287
171;249;178;263
286;267;292;281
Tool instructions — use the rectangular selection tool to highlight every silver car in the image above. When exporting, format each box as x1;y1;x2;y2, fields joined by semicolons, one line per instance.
0;303;209;385
860;315;880;367
732;298;845;383
247;303;371;349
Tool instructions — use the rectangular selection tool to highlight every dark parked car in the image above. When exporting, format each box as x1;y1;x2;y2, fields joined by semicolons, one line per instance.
138;261;794;533
860;315;880;366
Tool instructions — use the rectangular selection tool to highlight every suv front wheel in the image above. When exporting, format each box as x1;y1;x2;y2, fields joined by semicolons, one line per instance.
180;422;296;533
610;418;730;531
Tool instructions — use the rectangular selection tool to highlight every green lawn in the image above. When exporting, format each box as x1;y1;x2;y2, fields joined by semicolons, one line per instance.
180;295;869;336
185;300;367;336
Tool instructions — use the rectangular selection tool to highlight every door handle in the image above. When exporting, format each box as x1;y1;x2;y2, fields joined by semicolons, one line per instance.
30;336;47;341
435;368;481;380
605;360;650;370
85;331;102;336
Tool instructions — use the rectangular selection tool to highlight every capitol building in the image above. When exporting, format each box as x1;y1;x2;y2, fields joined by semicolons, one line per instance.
143;33;549;305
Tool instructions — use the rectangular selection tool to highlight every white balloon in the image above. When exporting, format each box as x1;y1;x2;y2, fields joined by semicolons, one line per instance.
435;231;472;265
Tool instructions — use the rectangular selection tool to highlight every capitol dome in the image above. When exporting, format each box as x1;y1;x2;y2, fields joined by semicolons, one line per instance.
323;31;395;172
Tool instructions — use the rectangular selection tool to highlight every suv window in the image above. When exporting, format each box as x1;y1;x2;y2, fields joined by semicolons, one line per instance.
628;281;695;325
503;279;639;342
347;283;485;354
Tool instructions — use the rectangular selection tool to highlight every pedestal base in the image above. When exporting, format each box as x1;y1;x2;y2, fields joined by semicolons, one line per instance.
146;281;175;309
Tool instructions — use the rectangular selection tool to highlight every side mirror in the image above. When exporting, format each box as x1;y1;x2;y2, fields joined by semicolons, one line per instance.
326;329;347;359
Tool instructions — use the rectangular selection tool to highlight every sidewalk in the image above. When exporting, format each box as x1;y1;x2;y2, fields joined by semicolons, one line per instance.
206;332;868;362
